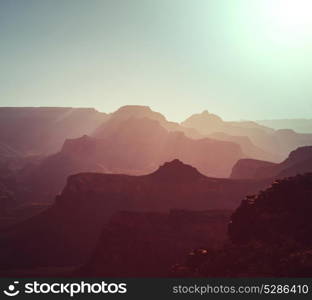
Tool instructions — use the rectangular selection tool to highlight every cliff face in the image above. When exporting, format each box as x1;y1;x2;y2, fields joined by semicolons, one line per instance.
230;146;312;179
0;160;269;270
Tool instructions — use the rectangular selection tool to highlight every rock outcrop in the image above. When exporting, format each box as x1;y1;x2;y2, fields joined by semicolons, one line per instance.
231;146;312;179
176;173;312;277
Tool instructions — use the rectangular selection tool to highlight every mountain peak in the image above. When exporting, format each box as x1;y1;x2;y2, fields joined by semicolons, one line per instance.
151;159;203;180
115;105;152;113
110;105;167;123
182;111;223;125
200;110;223;121
284;146;312;164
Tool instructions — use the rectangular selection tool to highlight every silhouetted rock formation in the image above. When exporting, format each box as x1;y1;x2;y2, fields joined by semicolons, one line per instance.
231;159;278;179
69;118;244;178
231;146;312;179
183;111;312;160
0;160;268;270
6;105;312;208
19;117;246;204
93;105;201;139
229;173;312;245
0;107;107;155
209;132;277;162
176;173;312;277
151;159;202;180
258;118;312;134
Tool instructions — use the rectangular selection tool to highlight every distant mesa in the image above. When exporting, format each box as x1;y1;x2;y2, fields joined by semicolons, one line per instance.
182;110;281;161
110;105;167;126
182;110;312;161
2;105;312;214
0;107;107;155
231;146;312;179
93;105;167;137
182;110;224;132
0;159;268;270
230;159;277;179
16;115;245;204
93;105;202;139
257;118;312;134
113;105;166;121
276;128;297;135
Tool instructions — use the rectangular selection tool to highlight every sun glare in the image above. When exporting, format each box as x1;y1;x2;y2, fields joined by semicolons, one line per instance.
264;0;312;35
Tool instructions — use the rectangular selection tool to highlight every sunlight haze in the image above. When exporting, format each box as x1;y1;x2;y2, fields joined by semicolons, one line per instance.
1;0;311;122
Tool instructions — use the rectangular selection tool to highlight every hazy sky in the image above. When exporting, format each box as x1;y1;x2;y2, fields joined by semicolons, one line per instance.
1;0;312;122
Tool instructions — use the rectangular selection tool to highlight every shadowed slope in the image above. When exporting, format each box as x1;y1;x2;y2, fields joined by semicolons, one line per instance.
0;160;269;270
81;210;231;277
231;146;312;179
174;173;312;277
